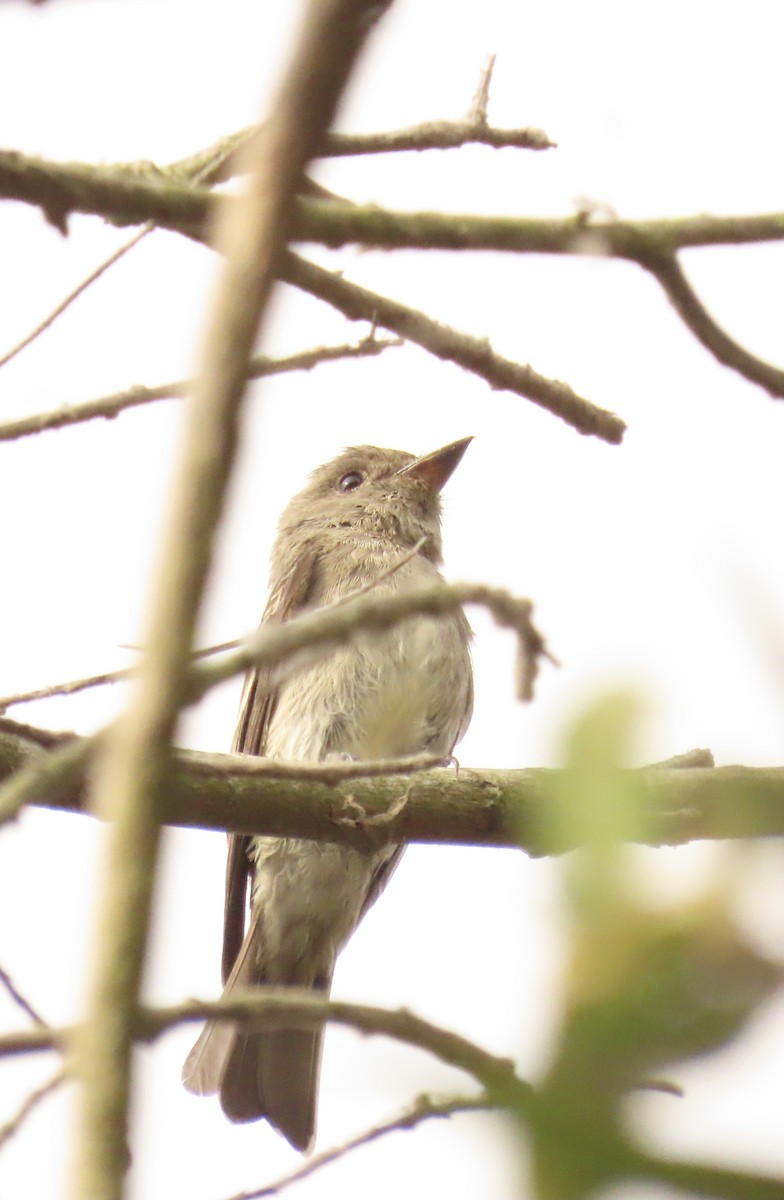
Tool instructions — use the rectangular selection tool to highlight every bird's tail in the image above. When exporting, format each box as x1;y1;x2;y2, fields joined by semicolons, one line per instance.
182;909;330;1153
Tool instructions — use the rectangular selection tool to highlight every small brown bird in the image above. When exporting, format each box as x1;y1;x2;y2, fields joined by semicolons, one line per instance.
182;438;474;1151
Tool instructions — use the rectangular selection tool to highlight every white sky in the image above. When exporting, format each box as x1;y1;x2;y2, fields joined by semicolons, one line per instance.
1;2;784;1198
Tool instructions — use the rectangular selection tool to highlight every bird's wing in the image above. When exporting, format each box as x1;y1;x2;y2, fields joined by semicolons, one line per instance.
221;543;321;985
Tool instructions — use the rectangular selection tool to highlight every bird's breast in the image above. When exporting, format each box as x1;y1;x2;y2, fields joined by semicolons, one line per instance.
265;608;470;762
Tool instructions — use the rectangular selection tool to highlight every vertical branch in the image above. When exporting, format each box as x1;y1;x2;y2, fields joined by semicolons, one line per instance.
68;4;393;1199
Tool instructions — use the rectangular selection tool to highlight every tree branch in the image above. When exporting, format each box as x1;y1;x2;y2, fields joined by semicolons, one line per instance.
0;227;151;370
0;965;47;1027
0;335;400;443
636;251;784;397
0;1071;65;1152
164;992;522;1093
68;4;393;1200
5;143;783;406
190;580;551;706
279;252;626;442
2;996;782;1200
4;145;784;256
224;1093;493;1200
3;716;784;854
166;103;553;184
0;580;549;831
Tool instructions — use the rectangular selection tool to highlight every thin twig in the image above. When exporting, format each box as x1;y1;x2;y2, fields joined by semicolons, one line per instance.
0;1007;782;1200
0;668;133;712
225;1093;493;1200
0;635;246;712
149;991;525;1096
187;750;447;783
169;112;553;182
0;335;400;443
0;1070;65;1151
0;537;425;713
191;581;552;706
0;114;248;374
0;965;47;1026
0;228;150;371
0;580;550;831
281;251;626;443
0;991;523;1104
468;54;496;125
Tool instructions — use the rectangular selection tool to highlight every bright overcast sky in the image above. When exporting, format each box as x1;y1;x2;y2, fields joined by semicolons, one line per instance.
1;2;784;1199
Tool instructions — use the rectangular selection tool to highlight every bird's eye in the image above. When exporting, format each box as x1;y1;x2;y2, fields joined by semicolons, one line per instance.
338;471;364;493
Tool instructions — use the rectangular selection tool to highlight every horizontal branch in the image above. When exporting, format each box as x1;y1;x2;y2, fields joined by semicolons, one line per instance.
1;716;783;853
0;149;206;236
0;335;399;443
5;147;782;259
0;581;549;827
4;990;782;1200
153;116;555;185
291;200;784;257
6;148;782;400
0;989;524;1101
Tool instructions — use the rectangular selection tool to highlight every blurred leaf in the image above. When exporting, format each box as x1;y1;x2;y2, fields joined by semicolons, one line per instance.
525;692;784;1200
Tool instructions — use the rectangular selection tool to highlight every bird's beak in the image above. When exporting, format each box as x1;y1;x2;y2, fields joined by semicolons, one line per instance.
397;436;473;492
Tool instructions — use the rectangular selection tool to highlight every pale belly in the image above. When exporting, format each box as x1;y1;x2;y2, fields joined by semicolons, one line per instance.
249;607;472;981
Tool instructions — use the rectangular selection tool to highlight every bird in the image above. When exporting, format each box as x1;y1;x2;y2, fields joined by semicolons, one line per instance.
182;437;474;1152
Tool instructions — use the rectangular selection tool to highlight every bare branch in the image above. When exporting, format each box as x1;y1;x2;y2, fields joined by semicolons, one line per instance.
3;140;782;404
224;1093;493;1200
281;252;626;443
0;965;47;1027
169;110;553;183
191;580;551;705
637;251;784;397
285;203;784;399
188;750;448;783
290;200;784;258
0;148;206;236
0;585;538;825
323;117;554;155
2;714;784;855
154;991;525;1098
0;991;522;1105
468;54;496;126
0;228;150;371
0;579;550;828
3;146;784;254
0;633;251;712
0;1071;65;1152
0;113;249;374
0;730;88;829
68;6;396;1199
0;1026;58;1058
0;335;400;444
0;669;133;712
1;1002;782;1200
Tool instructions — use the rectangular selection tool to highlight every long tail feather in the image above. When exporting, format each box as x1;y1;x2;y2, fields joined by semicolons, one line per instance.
182;908;331;1151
